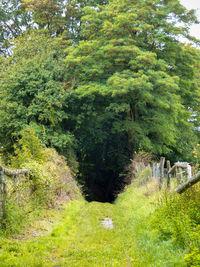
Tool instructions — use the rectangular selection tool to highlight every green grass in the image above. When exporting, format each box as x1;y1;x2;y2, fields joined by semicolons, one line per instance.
0;181;185;266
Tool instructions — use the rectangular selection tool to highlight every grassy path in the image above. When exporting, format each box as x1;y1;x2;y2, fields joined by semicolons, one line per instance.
0;183;185;266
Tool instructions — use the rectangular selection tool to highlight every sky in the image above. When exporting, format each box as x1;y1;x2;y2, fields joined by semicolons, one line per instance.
180;0;200;39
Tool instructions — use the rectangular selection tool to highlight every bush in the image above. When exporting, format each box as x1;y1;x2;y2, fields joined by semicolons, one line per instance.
125;151;153;184
193;144;200;172
1;129;81;235
151;184;200;265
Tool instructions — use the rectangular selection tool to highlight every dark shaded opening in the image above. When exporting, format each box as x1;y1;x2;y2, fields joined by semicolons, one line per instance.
63;94;133;203
78;170;121;203
77;149;130;203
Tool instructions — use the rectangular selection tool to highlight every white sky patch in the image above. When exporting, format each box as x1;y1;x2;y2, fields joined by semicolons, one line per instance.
180;0;200;39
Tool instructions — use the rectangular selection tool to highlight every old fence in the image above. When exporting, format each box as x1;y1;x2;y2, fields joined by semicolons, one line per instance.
0;166;29;221
152;157;200;193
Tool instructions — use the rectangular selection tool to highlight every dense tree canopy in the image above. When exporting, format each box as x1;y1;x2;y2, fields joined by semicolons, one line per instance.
0;0;200;200
65;1;199;150
0;0;109;54
0;34;74;156
0;0;31;55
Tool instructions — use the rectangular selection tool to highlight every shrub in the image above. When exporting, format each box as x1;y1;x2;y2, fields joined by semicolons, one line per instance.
151;184;200;265
125;151;153;184
193;144;200;172
1;129;81;235
11;128;46;168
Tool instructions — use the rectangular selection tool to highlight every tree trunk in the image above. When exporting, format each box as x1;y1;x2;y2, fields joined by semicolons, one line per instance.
177;167;182;184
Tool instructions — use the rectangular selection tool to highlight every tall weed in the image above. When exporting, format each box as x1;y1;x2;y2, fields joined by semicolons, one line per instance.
151;185;200;266
1;129;80;235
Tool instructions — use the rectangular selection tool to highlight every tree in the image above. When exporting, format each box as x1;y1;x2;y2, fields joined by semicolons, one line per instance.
0;0;31;55
61;0;200;199
0;33;74;160
22;0;65;34
65;0;199;152
1;0;200;200
0;0;109;55
22;0;109;40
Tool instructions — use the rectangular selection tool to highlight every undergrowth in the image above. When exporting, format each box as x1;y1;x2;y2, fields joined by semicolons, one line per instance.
0;151;199;266
151;184;200;266
128;151;200;266
0;129;81;236
0;178;186;266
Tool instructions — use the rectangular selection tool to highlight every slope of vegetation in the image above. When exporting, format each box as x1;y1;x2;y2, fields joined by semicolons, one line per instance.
0;129;81;236
153;185;200;266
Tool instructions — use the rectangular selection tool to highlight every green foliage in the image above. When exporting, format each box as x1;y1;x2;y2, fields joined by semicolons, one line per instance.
11;128;45;168
0;32;75;159
64;0;199;157
151;185;200;266
22;0;109;41
0;1;199;264
0;0;31;55
0;0;109;54
193;143;200;171
184;234;200;266
59;0;200;195
0;180;185;266
23;0;65;34
135;167;152;186
0;0;200;200
1;130;80;235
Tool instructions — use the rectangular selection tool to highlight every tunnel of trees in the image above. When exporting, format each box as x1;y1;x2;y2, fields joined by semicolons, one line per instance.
0;0;200;202
76;126;131;202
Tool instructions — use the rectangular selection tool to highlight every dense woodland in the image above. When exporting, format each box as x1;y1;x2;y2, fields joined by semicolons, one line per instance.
0;0;200;200
0;1;200;265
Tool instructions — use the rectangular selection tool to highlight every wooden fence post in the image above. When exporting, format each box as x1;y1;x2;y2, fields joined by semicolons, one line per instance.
0;166;28;223
159;157;165;190
186;164;192;180
152;163;155;180
155;163;160;182
177;167;182;184
0;167;6;221
152;163;158;181
167;160;171;188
